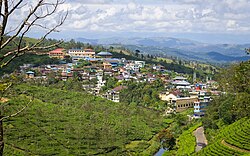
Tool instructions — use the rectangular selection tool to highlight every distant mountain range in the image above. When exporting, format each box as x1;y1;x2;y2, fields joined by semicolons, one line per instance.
75;37;250;63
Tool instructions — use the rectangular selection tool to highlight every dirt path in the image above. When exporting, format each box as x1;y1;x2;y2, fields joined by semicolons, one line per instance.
221;140;250;153
193;127;208;152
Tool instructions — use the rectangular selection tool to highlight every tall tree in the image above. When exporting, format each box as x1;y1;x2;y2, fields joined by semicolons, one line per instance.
0;0;67;155
135;49;140;57
245;48;250;55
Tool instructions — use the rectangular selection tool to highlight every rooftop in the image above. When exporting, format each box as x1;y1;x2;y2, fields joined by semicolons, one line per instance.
26;71;35;74
112;86;128;92
104;58;120;63
173;76;187;80
68;48;83;51
49;48;65;54
172;80;190;86
97;51;113;56
85;58;102;61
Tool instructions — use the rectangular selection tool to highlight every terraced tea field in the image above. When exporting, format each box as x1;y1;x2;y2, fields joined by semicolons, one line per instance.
194;118;250;156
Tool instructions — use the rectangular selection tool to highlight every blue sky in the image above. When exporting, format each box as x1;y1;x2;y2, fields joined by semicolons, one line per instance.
12;0;250;44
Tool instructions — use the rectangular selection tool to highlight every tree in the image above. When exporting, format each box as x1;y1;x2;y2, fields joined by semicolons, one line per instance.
157;129;175;150
140;53;144;59
245;48;250;55
204;60;250;129
0;0;67;155
109;46;114;52
135;49;140;57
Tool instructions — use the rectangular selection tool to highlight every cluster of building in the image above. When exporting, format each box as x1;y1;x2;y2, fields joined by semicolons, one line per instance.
159;76;219;117
23;48;158;102
23;47;219;117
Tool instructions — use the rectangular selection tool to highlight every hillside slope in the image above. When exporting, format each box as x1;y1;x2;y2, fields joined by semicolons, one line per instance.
194;118;250;156
4;84;165;155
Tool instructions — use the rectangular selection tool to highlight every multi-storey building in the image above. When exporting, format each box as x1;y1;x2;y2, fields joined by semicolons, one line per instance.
159;91;198;113
68;48;95;62
171;76;191;89
194;91;211;117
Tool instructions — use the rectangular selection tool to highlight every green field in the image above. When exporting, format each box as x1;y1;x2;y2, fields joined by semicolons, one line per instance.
3;84;165;155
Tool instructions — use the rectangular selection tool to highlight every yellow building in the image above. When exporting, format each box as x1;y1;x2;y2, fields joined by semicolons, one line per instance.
160;91;198;112
68;48;96;61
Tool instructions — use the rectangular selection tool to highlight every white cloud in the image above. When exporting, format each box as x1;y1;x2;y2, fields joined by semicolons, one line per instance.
8;0;250;36
227;20;238;29
70;0;114;4
127;2;137;10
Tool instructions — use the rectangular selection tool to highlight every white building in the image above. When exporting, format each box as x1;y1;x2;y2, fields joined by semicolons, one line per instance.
68;48;95;62
96;70;106;90
104;86;127;103
172;76;191;89
135;61;146;68
194;91;211;117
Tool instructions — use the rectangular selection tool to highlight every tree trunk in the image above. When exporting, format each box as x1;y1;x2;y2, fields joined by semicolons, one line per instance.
0;102;4;156
0;118;4;156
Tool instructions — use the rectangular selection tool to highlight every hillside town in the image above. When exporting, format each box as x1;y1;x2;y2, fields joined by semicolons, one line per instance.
1;0;250;155
19;47;220;118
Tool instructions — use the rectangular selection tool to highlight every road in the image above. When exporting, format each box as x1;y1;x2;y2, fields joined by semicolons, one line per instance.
193;127;208;152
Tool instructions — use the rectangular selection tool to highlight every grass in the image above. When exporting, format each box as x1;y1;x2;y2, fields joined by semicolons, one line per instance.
3;84;166;155
175;122;202;155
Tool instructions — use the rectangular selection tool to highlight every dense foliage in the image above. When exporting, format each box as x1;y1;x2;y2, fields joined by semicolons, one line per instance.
196;60;250;156
203;60;250;129
119;79;166;109
3;84;165;155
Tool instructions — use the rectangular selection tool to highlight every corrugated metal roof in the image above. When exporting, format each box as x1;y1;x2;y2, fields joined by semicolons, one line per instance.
97;51;113;56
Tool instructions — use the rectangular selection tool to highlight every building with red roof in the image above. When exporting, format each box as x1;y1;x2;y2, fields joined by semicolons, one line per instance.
48;48;66;59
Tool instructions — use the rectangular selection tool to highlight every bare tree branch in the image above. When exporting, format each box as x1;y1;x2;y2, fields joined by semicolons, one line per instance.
8;0;22;16
0;1;68;153
0;0;44;50
0;97;33;121
0;0;9;45
0;0;68;68
0;0;3;17
0;83;12;105
0;83;12;93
